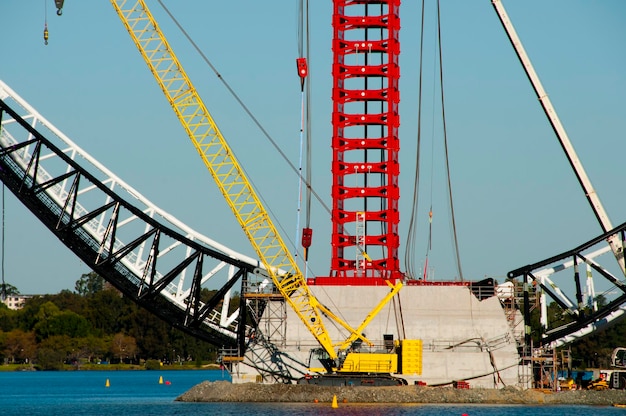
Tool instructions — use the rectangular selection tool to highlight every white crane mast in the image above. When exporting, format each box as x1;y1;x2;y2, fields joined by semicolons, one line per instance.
491;0;625;275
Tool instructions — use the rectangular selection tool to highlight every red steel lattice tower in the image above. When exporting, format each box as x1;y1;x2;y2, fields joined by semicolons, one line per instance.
320;0;402;285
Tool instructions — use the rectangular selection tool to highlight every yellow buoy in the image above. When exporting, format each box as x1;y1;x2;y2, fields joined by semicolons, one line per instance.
105;379;110;388
159;375;163;384
331;394;338;409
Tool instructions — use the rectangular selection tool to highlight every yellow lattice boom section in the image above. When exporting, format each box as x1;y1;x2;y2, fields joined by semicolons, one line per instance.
110;0;339;357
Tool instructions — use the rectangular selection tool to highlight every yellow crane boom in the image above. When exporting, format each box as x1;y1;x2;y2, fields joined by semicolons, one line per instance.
110;0;406;367
110;0;348;358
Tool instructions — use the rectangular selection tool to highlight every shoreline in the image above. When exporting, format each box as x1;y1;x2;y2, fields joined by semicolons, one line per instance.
0;363;222;372
176;381;626;406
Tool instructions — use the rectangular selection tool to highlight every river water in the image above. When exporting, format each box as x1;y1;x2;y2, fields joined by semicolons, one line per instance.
0;369;623;416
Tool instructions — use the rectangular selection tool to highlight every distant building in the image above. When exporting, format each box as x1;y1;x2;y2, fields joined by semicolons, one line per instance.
1;294;35;310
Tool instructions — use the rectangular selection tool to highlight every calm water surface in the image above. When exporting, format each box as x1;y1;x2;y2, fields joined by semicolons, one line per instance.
0;370;623;415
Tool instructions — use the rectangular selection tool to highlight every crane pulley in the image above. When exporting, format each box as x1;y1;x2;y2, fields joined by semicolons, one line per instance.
296;57;308;91
55;0;65;16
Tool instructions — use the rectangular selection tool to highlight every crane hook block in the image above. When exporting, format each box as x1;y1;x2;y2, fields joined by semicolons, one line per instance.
55;0;64;15
43;24;49;45
301;227;313;248
296;57;308;79
302;228;312;261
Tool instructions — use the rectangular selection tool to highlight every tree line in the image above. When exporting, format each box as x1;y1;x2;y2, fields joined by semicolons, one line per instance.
0;272;223;370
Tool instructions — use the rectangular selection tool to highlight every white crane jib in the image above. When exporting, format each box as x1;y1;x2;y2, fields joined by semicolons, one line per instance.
492;0;625;276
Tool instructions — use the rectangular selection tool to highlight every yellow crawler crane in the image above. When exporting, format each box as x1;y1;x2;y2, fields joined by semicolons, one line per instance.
110;0;421;383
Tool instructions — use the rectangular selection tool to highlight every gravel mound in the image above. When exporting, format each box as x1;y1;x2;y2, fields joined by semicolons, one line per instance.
176;381;626;405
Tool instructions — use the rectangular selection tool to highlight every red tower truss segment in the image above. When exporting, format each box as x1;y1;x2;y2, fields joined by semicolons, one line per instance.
315;0;402;285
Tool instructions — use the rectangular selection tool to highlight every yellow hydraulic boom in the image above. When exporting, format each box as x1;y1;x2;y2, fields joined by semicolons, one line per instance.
110;0;401;362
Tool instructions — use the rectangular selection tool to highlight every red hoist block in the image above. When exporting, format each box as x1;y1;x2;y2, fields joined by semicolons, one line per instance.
296;58;308;79
301;227;313;248
302;227;313;261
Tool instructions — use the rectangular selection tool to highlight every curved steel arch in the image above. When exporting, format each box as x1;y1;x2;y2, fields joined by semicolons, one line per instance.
508;221;626;349
0;80;278;353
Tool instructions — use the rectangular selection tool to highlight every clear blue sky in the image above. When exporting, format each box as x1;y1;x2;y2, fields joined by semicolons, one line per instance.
1;1;625;295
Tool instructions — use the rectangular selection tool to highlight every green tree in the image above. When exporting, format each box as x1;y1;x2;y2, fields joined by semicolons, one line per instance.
111;333;137;363
39;311;92;339
595;294;608;309
52;290;87;316
75;272;104;297
37;347;66;370
0;306;17;331
15;295;52;331
200;288;218;303
126;306;170;360
86;288;129;335
1;283;20;296
0;274;227;366
228;291;241;315
0;330;6;362
73;335;109;364
3;329;36;363
32;301;61;340
168;330;216;363
38;335;74;367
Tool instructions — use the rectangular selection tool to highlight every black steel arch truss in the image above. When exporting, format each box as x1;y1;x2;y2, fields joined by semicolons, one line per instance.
0;96;272;353
508;222;626;348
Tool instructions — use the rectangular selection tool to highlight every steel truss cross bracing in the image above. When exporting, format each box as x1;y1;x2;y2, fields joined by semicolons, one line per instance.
508;221;626;349
0;80;268;354
0;77;309;381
